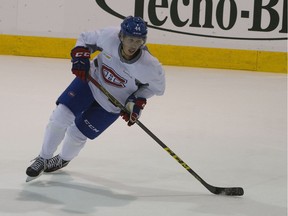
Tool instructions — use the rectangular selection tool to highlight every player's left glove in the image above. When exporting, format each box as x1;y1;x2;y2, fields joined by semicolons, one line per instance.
121;95;147;126
70;46;91;81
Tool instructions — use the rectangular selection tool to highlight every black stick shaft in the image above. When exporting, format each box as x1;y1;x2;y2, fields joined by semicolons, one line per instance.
87;75;244;196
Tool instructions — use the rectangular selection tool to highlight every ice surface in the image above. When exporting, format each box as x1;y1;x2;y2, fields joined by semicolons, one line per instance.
0;55;286;216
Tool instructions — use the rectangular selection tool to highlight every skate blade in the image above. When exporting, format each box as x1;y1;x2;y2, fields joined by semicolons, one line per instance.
26;172;43;182
26;176;38;182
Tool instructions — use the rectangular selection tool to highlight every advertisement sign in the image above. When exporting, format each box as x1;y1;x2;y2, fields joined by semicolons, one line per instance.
95;0;287;51
96;0;287;40
0;0;286;72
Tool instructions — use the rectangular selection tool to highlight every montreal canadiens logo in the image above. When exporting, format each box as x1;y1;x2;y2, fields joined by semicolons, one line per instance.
101;64;127;88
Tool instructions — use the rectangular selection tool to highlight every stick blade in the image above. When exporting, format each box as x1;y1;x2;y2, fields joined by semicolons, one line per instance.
214;187;244;196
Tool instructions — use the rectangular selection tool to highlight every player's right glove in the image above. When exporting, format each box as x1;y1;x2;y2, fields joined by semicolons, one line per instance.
121;95;147;126
70;46;91;81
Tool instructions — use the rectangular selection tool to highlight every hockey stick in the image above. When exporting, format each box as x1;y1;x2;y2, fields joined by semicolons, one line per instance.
87;74;244;196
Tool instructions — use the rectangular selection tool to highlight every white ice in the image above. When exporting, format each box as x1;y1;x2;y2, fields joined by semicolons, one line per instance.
0;55;287;216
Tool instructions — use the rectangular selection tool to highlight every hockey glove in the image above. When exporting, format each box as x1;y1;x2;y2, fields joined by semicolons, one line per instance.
70;46;91;81
121;95;147;126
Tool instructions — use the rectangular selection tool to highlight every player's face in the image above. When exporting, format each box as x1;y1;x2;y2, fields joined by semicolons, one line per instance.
121;36;145;60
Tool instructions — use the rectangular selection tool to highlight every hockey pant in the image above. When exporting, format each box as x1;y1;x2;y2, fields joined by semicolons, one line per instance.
40;78;119;161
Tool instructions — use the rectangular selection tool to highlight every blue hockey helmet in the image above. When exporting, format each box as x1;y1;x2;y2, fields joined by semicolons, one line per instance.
120;16;147;39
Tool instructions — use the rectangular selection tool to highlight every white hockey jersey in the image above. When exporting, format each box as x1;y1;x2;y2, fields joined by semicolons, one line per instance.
75;27;165;113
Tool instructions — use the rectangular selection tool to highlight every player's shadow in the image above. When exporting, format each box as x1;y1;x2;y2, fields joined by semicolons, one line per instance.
14;171;286;216
17;171;137;215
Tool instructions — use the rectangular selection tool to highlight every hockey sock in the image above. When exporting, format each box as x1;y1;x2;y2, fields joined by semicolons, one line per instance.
40;104;75;159
59;123;87;161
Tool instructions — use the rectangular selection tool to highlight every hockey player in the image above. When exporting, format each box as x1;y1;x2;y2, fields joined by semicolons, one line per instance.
26;16;165;181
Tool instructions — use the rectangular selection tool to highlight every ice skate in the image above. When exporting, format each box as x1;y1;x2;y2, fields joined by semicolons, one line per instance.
44;154;70;173
26;156;47;182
